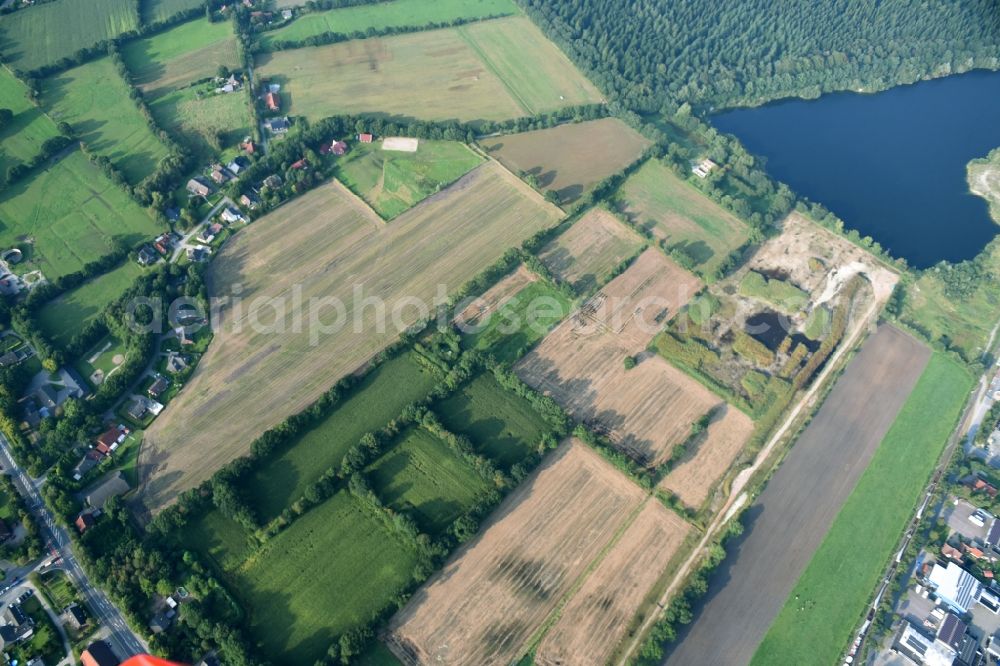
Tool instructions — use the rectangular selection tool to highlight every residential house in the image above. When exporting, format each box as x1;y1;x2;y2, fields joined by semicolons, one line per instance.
73;449;103;481
281;8;292;19
165;207;181;223
262;174;283;189
209;167;233;185
0;602;34;650
75;511;97;534
126;399;147;422
137;245;158;266
290;158;308;170
199;223;223;244
35;384;58;412
227;157;249;175
240;192;260;209
241;138;256;155
358;133;373;143
928;561;984;614
265;91;280;111
186;178;213;198
987;519;1000;553
81;640;121;666
148;376;169;400
153;233;173;256
892;620;956;666
95;425;128;455
221;206;244;223
187;246;210;262
264;117;290;134
165;352;189;375
63;603;87;630
26;658;46;666
149;611;173;634
84;471;130;509
331;140;348;156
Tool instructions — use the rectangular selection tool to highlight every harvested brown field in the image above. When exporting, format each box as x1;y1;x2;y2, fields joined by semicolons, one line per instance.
138;162;562;511
453;264;537;329
386;439;646;666
538;207;644;295
659;404;754;510
583;248;702;348
516;250;713;467
481;118;651;205
536;499;692;666
663;325;930;666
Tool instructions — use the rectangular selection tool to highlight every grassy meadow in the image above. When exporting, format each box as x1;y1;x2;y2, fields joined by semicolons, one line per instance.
460;280;573;363
41;58;171;184
255;17;601;123
613;159;749;279
148;85;252;157
123;18;240;94
244;353;440;522
232;492;421;664
36;261;143;348
262;0;519;48
367;426;489;535
0;0;138;71
0;150;159;279
336;141;483;219
0;67;59;174
436;372;551;469
752;353;972;665
140;0;205;25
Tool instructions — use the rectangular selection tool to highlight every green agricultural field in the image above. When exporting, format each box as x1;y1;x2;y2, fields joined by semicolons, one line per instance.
436;372;551;469
186;509;255;573
462;280;572;363
122;18;240;94
0;150;159;279
140;0;204;25
367;426;489;535
232;492;422;664
255;16;602;123
245;353;440;522
613;159;749;279
41;58;171;185
262;0;519;49
752;354;972;666
148;85;252;157
36;262;143;348
336;141;483;219
0;67;59;175
0;0;139;72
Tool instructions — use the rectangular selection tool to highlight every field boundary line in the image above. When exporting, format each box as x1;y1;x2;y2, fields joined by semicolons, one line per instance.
454;23;536;116
327;177;385;226
617;293;882;664
521;494;652;659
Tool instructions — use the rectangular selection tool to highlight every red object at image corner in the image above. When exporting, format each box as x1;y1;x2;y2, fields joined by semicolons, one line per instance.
122;657;188;666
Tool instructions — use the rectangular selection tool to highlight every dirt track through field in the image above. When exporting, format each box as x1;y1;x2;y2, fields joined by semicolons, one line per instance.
662;325;929;666
536;499;692;666
386;439;645;666
138;162;561;511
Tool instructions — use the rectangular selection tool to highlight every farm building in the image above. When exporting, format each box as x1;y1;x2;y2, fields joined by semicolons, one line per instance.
928;562;983;614
692;158;718;178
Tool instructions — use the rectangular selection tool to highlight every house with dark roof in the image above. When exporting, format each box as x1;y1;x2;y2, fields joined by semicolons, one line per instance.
262;174;283;189
73;449;104;481
148;376;169;399
81;640;120;666
84;471;130;509
64;603;87;630
137;245;158;266
126;399;147;422
264;117;290;134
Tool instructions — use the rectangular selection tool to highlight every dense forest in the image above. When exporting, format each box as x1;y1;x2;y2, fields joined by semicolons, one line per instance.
520;0;1000;112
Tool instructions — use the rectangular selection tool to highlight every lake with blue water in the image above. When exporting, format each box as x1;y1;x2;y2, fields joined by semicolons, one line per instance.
711;69;1000;268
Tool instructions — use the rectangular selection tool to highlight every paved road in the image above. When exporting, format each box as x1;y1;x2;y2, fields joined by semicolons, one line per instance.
0;434;146;659
662;325;931;666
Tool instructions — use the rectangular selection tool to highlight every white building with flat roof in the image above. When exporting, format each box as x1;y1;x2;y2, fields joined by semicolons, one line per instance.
929;561;983;614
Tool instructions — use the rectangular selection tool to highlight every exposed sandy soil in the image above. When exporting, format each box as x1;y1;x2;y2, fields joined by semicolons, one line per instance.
538;208;644;294
663;325;930;666
535;498;692;666
138;162;562;512
970;159;1000;221
386;439;645;666
516;251;713;467
659;404;754;510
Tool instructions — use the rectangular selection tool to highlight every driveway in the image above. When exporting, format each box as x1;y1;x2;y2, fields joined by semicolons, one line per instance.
944;497;991;542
